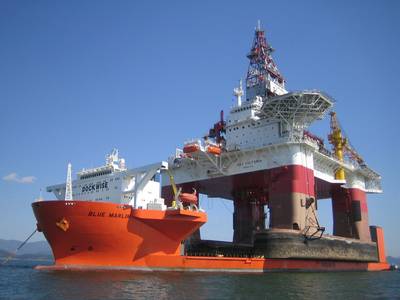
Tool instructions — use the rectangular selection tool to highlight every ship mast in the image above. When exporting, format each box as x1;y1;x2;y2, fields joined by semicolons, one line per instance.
233;79;244;106
65;163;73;201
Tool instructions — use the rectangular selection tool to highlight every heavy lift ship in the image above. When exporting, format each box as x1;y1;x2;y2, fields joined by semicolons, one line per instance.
33;24;389;272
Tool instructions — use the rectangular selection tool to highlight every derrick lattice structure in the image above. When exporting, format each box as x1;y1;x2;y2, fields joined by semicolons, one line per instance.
246;23;285;96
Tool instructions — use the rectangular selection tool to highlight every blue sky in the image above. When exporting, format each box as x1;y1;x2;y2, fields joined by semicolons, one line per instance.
1;0;399;256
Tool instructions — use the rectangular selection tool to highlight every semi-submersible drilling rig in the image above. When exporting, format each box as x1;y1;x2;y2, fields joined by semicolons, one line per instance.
161;23;387;263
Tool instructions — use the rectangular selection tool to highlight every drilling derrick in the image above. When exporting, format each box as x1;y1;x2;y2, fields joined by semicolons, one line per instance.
246;22;286;99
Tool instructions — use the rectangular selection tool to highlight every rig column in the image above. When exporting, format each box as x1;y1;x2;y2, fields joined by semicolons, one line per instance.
349;188;371;242
332;186;371;242
268;165;317;231
233;189;265;243
332;186;353;238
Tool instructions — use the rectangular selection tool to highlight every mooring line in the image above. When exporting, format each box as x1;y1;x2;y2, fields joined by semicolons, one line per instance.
1;229;38;265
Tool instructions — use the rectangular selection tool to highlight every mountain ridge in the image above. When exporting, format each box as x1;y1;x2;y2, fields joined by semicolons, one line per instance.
0;239;52;258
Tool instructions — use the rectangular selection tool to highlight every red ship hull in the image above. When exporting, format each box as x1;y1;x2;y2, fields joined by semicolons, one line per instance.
32;200;390;272
32;200;206;266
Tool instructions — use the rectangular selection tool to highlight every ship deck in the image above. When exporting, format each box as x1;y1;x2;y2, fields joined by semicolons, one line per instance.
35;255;390;273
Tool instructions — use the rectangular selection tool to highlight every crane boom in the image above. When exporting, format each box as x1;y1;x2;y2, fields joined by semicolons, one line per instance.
165;168;178;199
328;112;346;180
328;111;365;180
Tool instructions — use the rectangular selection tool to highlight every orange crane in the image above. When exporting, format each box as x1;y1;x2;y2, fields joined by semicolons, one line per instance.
328;111;365;180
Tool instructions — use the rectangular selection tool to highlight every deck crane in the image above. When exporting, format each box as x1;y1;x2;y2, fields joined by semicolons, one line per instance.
328;111;365;180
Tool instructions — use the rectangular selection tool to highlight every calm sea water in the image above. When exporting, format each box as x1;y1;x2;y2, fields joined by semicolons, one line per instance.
1;259;399;300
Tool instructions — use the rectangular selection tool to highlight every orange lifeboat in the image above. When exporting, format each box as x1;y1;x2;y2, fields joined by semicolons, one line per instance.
183;143;200;154
179;193;198;204
206;145;221;155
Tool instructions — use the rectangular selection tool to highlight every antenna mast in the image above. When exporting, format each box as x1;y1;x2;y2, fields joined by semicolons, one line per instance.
65;163;73;201
233;79;244;106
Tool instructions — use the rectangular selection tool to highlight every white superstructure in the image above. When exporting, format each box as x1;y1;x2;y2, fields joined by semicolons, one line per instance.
166;87;381;195
47;149;168;210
